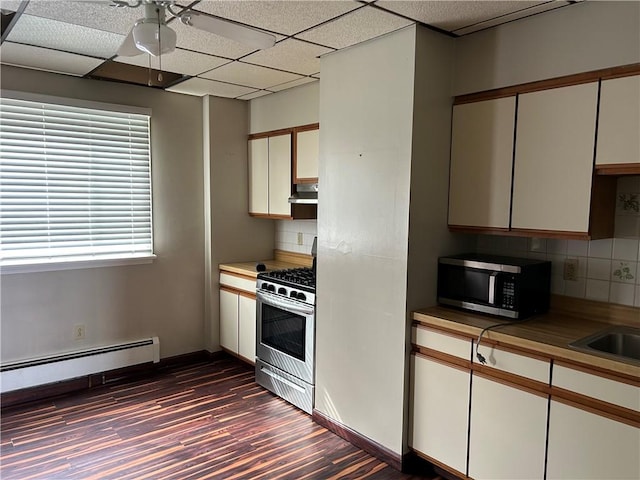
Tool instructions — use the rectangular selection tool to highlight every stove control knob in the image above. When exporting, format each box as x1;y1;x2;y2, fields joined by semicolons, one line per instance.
261;282;268;290
267;284;275;292
278;287;287;295
297;292;307;302
290;290;297;298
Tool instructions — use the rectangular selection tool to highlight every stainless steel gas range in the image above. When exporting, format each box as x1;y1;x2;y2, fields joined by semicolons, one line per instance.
255;266;316;414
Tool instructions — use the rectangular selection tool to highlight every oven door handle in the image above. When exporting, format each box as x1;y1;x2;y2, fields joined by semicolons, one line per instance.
257;291;314;316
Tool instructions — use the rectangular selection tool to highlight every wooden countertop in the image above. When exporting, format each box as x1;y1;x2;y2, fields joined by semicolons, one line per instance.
413;302;640;378
219;249;313;279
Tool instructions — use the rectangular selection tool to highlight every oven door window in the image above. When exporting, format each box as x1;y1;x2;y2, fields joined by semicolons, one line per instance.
261;304;306;362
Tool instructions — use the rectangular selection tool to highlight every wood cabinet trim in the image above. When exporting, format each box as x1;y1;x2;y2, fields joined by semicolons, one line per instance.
472;365;551;397
293;123;319;133
413;322;475;342
413;348;471;371
248;128;293;140
454;63;640;105
477;339;553;364
448;225;511;235
595;163;640;175
219;285;256;299
249;212;293;220
553;359;640;387
412;450;471;480
551;391;640;428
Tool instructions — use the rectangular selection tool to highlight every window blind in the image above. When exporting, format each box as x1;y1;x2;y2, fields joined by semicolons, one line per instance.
0;96;153;267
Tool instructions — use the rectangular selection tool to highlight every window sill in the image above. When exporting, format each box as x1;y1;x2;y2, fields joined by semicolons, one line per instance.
0;255;157;275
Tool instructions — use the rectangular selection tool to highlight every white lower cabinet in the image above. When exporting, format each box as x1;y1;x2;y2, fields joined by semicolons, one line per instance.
468;375;548;480
238;295;256;362
411;354;470;476
219;271;257;364
546;400;640;480
219;289;239;353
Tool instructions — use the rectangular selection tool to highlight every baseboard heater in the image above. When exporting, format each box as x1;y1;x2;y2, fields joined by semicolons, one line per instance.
0;337;160;393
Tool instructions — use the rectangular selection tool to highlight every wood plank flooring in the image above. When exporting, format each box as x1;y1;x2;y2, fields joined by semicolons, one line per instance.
1;355;438;480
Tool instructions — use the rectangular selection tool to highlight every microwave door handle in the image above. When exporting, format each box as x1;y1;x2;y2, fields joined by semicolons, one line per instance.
488;272;498;305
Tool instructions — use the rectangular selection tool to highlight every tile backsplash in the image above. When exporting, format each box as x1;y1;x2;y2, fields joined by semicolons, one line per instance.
478;176;640;307
476;235;640;307
276;220;317;255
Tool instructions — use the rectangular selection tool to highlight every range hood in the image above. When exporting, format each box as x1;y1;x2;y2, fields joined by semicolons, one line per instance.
288;183;318;204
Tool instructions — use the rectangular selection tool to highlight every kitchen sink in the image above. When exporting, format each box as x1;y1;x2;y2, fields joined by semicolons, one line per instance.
569;326;640;365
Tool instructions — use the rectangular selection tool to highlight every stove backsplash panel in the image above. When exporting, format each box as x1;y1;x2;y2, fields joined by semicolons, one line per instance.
276;219;317;255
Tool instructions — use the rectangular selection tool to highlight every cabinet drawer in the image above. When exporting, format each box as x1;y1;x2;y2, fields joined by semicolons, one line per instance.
553;364;639;412
220;272;256;294
476;345;550;384
412;326;471;361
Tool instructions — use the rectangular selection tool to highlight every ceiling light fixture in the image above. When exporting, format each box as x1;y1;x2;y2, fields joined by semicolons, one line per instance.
132;19;176;56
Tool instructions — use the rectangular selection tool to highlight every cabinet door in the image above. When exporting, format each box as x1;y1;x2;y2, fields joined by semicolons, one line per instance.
295;128;319;182
411;354;470;477
238;295;256;363
219;289;239;354
248;137;269;215
547;400;640;479
449;97;516;229
511;82;598;233
268;133;292;217
596;75;640;166
468;376;547;480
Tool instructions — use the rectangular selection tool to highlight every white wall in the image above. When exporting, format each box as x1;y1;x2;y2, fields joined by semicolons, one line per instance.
203;96;275;352
454;1;640;95
248;81;319;134
0;65;205;362
316;25;418;454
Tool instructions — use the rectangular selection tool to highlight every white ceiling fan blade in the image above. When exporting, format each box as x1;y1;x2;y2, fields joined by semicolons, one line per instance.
117;28;143;56
180;11;276;50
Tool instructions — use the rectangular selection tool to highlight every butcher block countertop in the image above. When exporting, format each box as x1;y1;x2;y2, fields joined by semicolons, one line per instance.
413;296;640;378
219;249;313;279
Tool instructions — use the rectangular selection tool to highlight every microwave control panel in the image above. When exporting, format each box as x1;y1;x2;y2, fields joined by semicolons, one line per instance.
501;276;516;309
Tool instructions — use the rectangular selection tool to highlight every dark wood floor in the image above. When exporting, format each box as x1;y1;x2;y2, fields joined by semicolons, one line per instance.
1;355;438;480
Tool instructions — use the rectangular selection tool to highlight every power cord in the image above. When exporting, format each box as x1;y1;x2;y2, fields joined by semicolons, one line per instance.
474;316;539;364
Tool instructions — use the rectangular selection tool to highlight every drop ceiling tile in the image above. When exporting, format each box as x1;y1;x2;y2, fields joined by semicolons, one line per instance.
242;39;332;76
0;42;103;76
295;5;413;49
191;1;361;36
23;0;141;35
115;49;231;77
237;90;274;101
268;76;319;92
1;1;23;12
452;2;570;35
200;61;303;89
6;14;124;58
166;77;257;98
376;1;545;32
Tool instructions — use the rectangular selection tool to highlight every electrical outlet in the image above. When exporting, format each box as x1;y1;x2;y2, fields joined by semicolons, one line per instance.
563;258;579;281
73;324;85;340
297;232;303;245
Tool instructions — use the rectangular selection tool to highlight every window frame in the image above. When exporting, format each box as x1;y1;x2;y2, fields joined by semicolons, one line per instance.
0;90;156;275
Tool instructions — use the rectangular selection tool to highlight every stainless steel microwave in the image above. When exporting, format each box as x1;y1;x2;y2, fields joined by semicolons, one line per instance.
437;253;552;319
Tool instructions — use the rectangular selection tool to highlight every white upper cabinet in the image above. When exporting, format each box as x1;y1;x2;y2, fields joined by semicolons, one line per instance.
267;133;292;217
449;97;516;230
248;133;292;218
511;82;599;234
248;137;269;215
294;127;319;183
596;75;640;167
